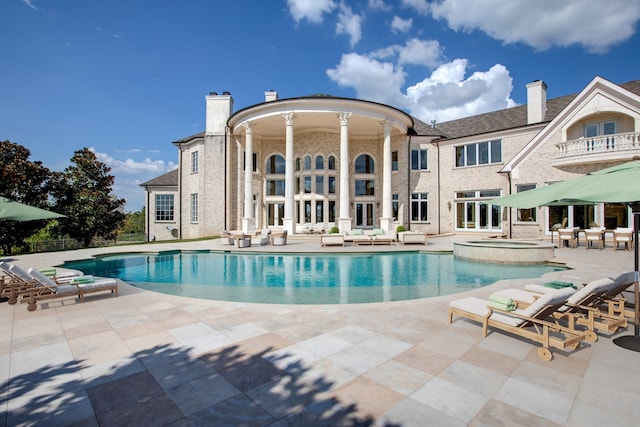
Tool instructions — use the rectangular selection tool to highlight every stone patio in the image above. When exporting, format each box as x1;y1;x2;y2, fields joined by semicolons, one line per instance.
1;234;638;426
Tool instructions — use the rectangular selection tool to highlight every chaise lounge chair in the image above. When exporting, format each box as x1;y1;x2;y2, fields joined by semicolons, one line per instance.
497;277;629;337
449;287;585;361
1;262;36;304
22;268;118;311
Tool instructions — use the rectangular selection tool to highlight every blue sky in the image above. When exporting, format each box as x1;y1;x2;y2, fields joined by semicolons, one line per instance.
1;0;639;211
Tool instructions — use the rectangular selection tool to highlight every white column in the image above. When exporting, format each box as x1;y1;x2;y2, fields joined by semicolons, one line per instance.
282;112;296;234
338;112;352;232
242;121;256;233
380;119;394;231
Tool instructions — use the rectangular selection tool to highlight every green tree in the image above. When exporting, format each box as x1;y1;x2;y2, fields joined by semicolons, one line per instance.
0;140;53;254
120;208;145;234
51;148;126;247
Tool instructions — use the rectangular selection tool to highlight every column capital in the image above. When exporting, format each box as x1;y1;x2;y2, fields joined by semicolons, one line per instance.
379;119;393;133
337;112;352;125
282;112;297;125
243;121;256;133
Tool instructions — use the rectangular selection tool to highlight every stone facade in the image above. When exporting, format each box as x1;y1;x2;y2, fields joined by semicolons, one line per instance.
142;76;640;241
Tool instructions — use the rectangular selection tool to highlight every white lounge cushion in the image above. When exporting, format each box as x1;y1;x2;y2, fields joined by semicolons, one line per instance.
78;278;117;290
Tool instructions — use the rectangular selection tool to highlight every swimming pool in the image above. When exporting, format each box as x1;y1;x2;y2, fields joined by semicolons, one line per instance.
62;251;567;304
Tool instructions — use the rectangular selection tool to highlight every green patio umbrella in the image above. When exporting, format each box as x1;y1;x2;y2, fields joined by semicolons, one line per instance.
490;160;640;208
0;196;65;222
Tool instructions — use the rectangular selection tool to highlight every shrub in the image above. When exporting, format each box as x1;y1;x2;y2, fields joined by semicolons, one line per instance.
330;226;340;234
396;225;406;233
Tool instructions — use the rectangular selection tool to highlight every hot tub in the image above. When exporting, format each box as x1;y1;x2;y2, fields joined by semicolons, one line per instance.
453;240;555;264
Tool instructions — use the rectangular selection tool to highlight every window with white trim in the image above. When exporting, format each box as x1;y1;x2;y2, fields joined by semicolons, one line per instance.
190;193;198;223
411;193;428;222
516;184;536;222
191;151;199;174
411;149;428;170
155;194;174;221
455;140;501;167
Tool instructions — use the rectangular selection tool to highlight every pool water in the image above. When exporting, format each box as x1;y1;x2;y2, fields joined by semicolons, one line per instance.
62;251;567;304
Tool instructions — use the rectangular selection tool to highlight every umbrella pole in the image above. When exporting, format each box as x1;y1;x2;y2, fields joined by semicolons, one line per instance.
613;210;640;351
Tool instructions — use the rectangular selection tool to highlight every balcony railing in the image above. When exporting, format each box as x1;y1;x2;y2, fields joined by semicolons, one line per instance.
556;132;640;157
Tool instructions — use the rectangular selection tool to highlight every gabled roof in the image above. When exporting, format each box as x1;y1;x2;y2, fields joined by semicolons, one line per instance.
434;79;640;140
501;76;640;173
139;169;178;187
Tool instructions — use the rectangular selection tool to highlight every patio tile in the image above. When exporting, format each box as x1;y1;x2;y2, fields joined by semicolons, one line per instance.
165;372;241;416
77;355;145;386
377;397;466;427
411;376;488;424
245;374;319;419
219;321;269;342
168;322;233;355
328;376;404;419
67;330;133;365
187;394;275;426
86;371;183;426
393;345;455;375
297;333;352;357
470;398;562;427
440;360;508;396
459;346;522;376
263;344;323;373
328;325;377;344
494;376;575;425
63;320;114;340
297;358;358;392
365;359;432;395
218;353;286;392
149;357;216;390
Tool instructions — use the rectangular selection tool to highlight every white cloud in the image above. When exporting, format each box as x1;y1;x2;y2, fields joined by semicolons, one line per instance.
429;0;640;53
406;60;516;122
401;0;430;14
391;16;412;33
93;150;176;175
88;148;177;211
397;38;441;67
368;0;391;11
336;3;363;47
327;51;516;123
327;53;408;108
21;0;38;10
286;0;337;24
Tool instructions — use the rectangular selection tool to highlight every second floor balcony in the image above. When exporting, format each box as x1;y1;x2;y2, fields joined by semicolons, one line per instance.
552;132;640;167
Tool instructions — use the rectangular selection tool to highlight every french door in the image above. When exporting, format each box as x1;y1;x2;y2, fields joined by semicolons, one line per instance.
267;203;285;227
355;202;374;228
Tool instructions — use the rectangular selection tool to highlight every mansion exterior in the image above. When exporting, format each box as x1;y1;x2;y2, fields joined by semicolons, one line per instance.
141;76;640;241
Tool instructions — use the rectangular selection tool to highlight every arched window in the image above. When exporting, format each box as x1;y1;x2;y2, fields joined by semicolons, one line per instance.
266;154;285;174
355;154;374;174
295;157;301;172
303;155;312;171
315;155;324;170
328;155;336;170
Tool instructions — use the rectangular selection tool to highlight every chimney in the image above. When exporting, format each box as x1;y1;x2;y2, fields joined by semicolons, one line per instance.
265;90;278;102
526;80;547;124
205;91;233;135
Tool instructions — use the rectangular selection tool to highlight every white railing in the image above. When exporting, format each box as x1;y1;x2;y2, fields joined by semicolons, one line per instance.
556;132;640;157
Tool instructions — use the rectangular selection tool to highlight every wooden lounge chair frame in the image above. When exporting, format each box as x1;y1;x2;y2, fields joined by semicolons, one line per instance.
499;277;629;338
449;288;585;361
